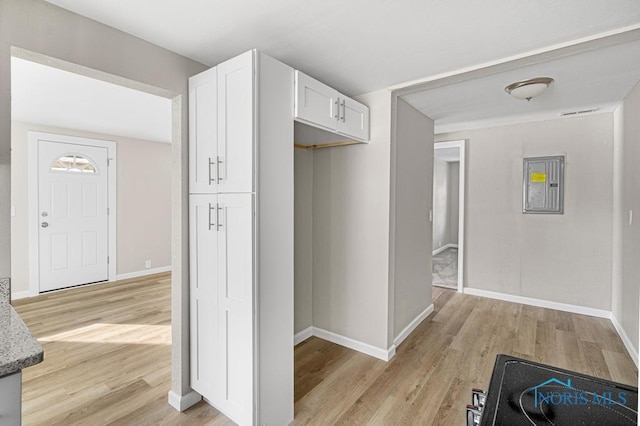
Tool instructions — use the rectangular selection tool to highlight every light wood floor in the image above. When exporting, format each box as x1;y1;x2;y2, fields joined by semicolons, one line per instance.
13;276;637;425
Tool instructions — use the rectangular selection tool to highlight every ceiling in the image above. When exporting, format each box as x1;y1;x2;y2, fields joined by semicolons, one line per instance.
406;39;640;133
11;57;172;143
41;0;640;132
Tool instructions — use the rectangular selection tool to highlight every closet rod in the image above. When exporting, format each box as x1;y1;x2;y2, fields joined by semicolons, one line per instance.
294;140;361;150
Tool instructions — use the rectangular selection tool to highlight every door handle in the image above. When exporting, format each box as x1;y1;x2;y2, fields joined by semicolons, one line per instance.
208;157;216;184
208;203;215;230
341;99;346;122
217;204;223;231
217;157;223;182
41;222;49;228
334;98;340;120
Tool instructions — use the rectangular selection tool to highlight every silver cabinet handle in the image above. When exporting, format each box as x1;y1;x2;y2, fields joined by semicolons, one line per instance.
208;203;216;230
334;98;340;119
217;205;223;230
341;99;346;122
217;156;223;182
208;157;216;184
41;222;49;228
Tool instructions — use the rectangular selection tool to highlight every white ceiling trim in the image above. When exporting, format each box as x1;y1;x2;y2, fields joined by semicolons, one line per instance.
391;24;640;96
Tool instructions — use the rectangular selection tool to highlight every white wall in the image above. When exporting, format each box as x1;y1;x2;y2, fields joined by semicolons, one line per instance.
432;159;460;251
437;114;614;310
449;162;460;244
391;98;434;340
294;149;313;334
612;79;640;359
312;89;392;351
432;159;450;251
0;163;9;276
0;0;208;400
10;121;172;295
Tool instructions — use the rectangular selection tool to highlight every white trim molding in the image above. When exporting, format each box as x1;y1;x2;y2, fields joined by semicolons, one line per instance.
610;313;639;367
116;266;172;281
393;304;435;348
10;290;37;301
463;288;611;319
432;243;458;256
168;390;202;412
434;139;465;294
293;326;313;346
300;327;394;362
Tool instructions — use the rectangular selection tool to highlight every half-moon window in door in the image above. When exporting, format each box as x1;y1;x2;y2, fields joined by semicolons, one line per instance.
51;154;98;174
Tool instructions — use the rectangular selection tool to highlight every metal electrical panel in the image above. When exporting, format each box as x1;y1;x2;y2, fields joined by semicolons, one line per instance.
523;156;564;214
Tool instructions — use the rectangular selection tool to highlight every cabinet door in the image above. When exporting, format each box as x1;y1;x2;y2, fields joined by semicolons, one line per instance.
0;372;21;426
217;193;254;425
189;194;220;401
337;96;370;142
217;51;254;193
189;68;218;194
294;71;339;132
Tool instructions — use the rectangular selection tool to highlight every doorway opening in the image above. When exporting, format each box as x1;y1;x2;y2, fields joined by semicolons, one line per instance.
432;140;465;292
10;48;175;298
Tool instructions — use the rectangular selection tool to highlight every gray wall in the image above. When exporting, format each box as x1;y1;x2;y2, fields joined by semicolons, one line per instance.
312;89;392;351
437;114;614;310
612;80;640;353
449;162;460;244
432;159;460;251
432;159;450;251
294;145;313;333
0;0;207;398
11;121;172;295
391;98;434;340
0;163;8;276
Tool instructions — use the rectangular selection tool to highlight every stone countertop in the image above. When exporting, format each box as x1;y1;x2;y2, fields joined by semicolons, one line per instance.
0;279;44;378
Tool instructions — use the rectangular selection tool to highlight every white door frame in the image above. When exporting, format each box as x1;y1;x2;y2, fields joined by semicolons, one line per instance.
433;139;465;293
28;131;117;296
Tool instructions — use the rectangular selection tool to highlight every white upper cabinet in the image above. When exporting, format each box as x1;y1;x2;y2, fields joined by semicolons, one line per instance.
294;70;369;143
189;67;218;194
217;52;254;194
189;51;254;194
337;96;369;142
294;72;339;131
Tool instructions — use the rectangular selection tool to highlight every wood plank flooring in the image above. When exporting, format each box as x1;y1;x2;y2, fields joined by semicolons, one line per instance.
13;276;637;425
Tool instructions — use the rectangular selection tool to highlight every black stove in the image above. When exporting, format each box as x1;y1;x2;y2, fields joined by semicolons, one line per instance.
468;354;638;425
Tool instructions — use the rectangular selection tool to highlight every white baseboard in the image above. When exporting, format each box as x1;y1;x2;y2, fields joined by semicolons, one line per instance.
393;304;435;348
610;313;639;368
11;289;38;301
463;288;611;319
312;327;394;361
294;326;313;346
432;243;458;256
168;389;202;412
116;266;171;281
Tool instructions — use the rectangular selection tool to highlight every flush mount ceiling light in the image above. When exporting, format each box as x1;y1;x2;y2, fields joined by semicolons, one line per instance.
505;77;554;101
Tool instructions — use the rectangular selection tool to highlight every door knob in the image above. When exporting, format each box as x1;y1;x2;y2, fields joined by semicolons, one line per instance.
41;222;49;228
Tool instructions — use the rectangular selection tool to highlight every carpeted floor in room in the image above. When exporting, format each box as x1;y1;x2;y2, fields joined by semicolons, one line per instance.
432;247;458;289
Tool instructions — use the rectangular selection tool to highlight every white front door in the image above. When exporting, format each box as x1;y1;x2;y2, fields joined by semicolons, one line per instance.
38;140;109;292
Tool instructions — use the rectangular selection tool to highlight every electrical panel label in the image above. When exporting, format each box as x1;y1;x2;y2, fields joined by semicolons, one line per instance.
530;172;547;183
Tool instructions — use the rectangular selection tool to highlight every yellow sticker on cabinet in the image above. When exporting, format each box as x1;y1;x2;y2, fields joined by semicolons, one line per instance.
530;172;547;183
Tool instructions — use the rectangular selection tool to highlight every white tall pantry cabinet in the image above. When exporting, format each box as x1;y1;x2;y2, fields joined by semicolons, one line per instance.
188;50;294;425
